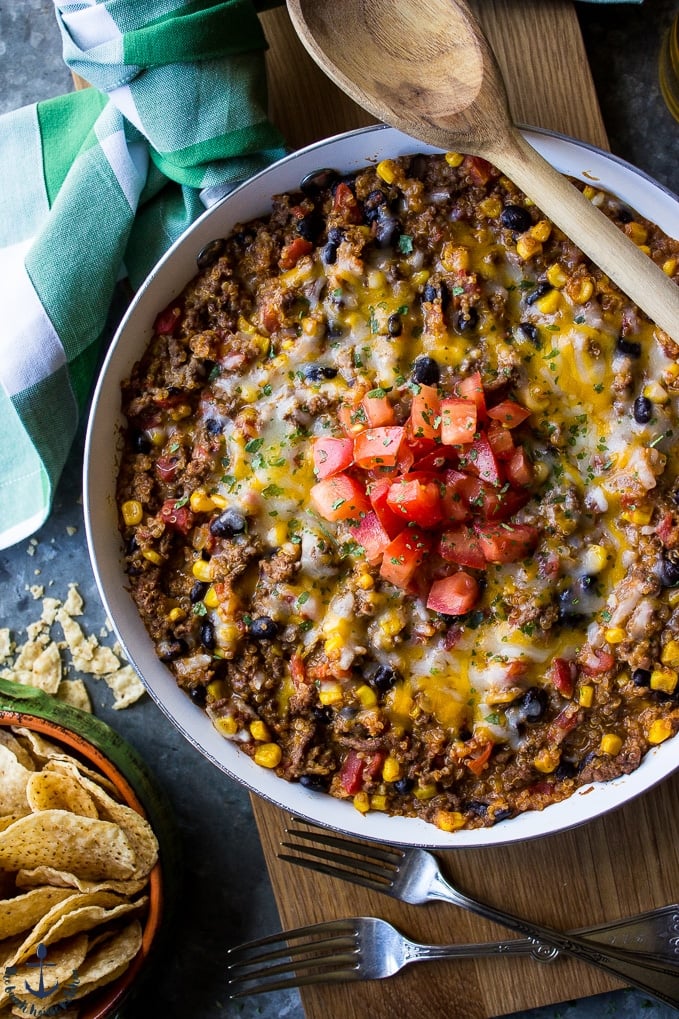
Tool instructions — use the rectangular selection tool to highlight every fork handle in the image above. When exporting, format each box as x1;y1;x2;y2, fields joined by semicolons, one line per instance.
429;871;679;1009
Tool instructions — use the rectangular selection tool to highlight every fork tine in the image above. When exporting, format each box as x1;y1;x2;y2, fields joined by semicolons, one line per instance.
280;826;404;891
278;850;394;893
286;823;404;866
229;965;362;997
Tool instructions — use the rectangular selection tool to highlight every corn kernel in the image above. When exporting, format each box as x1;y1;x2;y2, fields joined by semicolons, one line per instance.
169;403;192;421
638;244;651;257
210;493;228;509
651;667;679;695
379;609;405;638
546;263;568;288
621;505;653;526
414;782;437;801
648;718;673;745
578;684;594;708
434;809;466;832
583;185;598;201
147;426;166;447
189;489;216;513
625;221;648;246
664;362;679;381
250;720;270;742
370;794;388;811
582;544;608;575
643;380;669;404
121;500;143;526
535;289;561;315
440;242;470;273
203;585;219;609
207;678;228;700
411;270;431;289
382;756;401;783
600;733;623;756
142;549;163;566
669;589;679;608
567;277;594;304
445;151;464;167
353;791;370;813
478;196;502;219
192;559;213;582
355;684;377;709
533;747;560;773
530;219;552;243
324;635;345;656
662;257;678;276
516;235;542;260
215;622;241;648
367;269;386;291
214;715;238;737
376;159;397;184
167;606;185;623
318;683;343;706
604;627;626;644
254;742;282;768
661;640;679;667
357;572;374;590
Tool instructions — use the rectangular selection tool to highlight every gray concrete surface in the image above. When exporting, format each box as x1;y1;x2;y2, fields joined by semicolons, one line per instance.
1;1;678;1017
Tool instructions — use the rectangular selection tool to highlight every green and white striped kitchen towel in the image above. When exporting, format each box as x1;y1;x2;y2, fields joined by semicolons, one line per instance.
0;0;285;550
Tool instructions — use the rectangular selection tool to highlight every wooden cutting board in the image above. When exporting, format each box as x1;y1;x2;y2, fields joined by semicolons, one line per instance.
250;3;679;1017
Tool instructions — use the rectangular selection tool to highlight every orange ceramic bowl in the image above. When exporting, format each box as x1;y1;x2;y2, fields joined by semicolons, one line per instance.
0;680;171;1019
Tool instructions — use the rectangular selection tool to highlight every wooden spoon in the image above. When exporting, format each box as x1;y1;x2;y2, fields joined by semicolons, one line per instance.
286;0;679;343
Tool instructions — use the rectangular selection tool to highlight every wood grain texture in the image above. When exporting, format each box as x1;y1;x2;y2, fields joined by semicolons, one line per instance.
252;3;678;1017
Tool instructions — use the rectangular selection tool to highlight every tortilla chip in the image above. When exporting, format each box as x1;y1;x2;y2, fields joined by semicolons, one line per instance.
0;747;31;818
12;732;118;796
0;886;75;939
103;665;145;709
56;679;92;713
70;772;158;879
15;867;148;897
0;811;137;881
3;932;89;1007
25;772;98;819
67;919;142;1002
0;733;35;772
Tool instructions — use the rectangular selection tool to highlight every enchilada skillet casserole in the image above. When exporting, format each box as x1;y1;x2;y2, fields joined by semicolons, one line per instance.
116;152;679;833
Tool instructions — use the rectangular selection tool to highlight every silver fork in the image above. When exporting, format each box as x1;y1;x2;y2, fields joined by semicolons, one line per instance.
276;826;679;1008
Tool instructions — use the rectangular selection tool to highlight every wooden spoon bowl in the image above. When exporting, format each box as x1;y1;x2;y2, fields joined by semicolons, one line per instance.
287;0;679;341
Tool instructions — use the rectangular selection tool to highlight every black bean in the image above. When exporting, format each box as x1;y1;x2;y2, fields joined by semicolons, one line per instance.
525;282;552;305
299;774;329;792
374;207;399;247
660;551;679;587
297;212;322;241
555;759;577;780
189;685;207;707
632;668;651;687
131;430;151;454
492;808;513;823
580;574;597;590
327;226;344;245
557;587;588;625
312;705;333;725
633;395;653;424
518;321;540;346
363;189;387;222
616;336;642;358
196;238;225;270
411;355;440;386
500;204;532;233
616;206;634;224
371;664;400;693
302;363;338;382
327;321;344;338
506;688;547;728
387;313;403;337
205;418;223;435
209;508;247;538
190;581;209;603
321;241;338;265
454;306;478;332
422;282;437;303
392;777;414;794
200;620;215;650
157;638;187;662
249;616;278;640
299;167;339;194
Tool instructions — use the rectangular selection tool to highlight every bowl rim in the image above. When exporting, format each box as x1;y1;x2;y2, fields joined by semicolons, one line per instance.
0;704;163;1019
84;122;679;849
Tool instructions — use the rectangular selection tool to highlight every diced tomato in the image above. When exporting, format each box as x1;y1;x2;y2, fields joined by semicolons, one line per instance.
549;658;576;699
386;474;443;528
368;477;405;539
465;155;494;186
412;447;460;473
333;181;362;223
353;426;405;469
657;511;674;545
362;392;396;427
487;420;516;461
380;528;432;589
581;648;615;676
279;237;313;270
312;437;354;479
474;522;539;563
426;571;480;615
408;384;441;443
487;400;531;429
458;431;502;485
154;303;182;336
438;526;486;569
465;741;493;775
440;397;477;445
505;447;534;488
310;474;370;522
339;750;365;794
155;456;179;482
455;371;487;421
348;510;391;564
159;498;195;535
362;751;386;782
441;470;472;523
290;651;307;689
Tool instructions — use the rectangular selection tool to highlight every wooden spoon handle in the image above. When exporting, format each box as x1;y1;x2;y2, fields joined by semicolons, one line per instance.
491;129;679;343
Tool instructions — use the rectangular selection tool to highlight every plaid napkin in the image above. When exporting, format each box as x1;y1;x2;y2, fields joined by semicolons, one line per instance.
0;0;285;551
